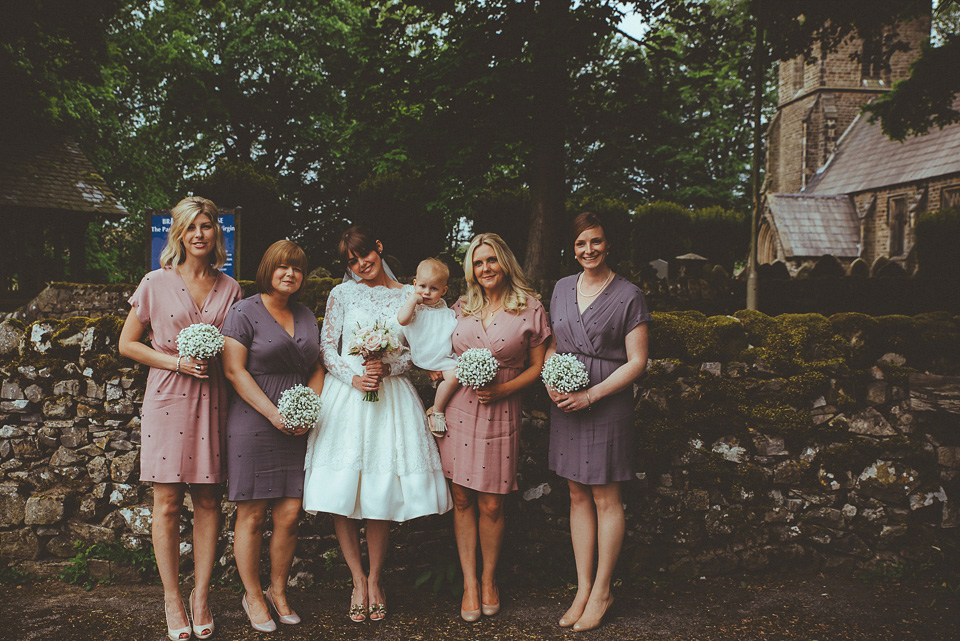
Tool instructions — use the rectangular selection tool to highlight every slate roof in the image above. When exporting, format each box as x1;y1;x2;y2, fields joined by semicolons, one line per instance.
805;99;960;195
0;136;127;217
767;193;860;258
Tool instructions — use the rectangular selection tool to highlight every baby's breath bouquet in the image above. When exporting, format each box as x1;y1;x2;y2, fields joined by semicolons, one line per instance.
348;320;402;401
277;384;322;432
176;323;225;359
541;353;590;394
455;348;499;389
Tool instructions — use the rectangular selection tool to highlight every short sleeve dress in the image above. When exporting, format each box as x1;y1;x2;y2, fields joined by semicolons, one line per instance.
436;296;550;494
128;267;242;484
221;295;321;501
547;274;650;485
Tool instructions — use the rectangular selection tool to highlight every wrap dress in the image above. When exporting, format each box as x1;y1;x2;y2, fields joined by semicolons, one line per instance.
547;274;650;485
437;296;550;494
129;267;242;484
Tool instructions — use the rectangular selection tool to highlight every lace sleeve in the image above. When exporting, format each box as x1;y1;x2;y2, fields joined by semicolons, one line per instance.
320;287;357;384
385;291;413;377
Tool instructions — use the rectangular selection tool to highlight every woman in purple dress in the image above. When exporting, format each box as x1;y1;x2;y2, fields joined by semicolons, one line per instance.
119;196;242;641
436;233;550;621
545;212;650;632
222;240;324;632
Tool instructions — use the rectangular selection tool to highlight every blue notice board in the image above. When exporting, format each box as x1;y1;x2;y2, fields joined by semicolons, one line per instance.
151;214;236;278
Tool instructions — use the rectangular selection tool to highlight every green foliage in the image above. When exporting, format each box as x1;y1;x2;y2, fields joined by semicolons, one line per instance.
60;541;157;590
914;206;960;280
0;565;33;586
632;201;748;269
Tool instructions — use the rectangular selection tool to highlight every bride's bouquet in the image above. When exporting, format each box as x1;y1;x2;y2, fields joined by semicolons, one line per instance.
176;323;225;359
277;384;323;432
348;320;402;401
456;348;499;389
541;353;590;394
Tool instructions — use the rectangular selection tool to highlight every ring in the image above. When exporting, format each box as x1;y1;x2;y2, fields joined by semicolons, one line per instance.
195;365;200;371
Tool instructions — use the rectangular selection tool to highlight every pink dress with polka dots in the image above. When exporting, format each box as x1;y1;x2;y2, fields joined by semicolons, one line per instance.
129;267;242;484
436;296;550;494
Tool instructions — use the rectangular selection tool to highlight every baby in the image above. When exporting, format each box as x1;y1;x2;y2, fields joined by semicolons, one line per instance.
397;257;459;436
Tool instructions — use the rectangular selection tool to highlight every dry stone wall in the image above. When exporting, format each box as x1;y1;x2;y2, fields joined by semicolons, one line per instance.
1;304;958;582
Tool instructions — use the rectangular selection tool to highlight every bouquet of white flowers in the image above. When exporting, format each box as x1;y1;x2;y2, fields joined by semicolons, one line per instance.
175;323;225;359
277;384;322;431
348;320;402;401
455;348;499;389
541;353;590;394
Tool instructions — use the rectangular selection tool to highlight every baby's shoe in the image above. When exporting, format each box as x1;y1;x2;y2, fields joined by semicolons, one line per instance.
430;411;447;436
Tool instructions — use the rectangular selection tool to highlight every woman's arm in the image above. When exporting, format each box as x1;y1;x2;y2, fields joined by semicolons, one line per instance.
118;307;208;378
305;356;325;397
222;336;309;435
556;322;648;413
477;339;549;405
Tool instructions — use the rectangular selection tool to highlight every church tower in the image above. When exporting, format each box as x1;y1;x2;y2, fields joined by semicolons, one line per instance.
766;15;931;194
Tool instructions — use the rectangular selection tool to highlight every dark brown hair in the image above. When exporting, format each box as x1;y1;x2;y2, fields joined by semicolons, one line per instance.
571;211;606;243
337;224;380;264
256;240;308;301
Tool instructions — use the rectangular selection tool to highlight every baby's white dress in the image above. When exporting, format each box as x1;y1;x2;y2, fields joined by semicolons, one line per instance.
302;281;452;521
404;302;458;371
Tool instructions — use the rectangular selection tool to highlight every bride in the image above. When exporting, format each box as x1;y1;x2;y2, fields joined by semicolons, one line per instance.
303;224;452;622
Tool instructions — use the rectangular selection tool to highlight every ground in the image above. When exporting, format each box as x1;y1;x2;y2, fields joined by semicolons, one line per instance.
1;573;956;641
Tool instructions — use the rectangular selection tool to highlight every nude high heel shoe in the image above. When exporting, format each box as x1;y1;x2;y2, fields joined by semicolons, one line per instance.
189;588;214;640
241;593;277;633
265;588;301;625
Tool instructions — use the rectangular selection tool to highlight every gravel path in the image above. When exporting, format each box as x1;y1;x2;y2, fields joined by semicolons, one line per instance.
1;573;956;641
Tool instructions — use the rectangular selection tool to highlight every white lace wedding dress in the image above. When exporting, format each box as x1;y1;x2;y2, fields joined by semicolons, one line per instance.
303;280;453;521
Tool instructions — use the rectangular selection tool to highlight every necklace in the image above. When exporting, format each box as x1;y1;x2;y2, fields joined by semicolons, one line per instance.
577;270;613;297
483;301;504;318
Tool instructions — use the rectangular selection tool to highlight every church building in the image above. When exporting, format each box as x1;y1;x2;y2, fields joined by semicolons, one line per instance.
760;14;960;276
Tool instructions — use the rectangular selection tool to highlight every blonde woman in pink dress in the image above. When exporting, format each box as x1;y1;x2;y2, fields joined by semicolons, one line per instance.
436;233;550;622
119;197;241;641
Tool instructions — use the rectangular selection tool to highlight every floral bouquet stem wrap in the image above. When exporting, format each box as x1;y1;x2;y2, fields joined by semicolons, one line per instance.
348;320;401;401
277;384;323;432
541;353;590;394
455;347;499;389
176;323;225;359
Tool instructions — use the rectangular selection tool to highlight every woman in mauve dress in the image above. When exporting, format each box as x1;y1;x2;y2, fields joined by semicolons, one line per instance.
221;240;323;632
436;232;550;622
545;211;650;632
119;196;242;641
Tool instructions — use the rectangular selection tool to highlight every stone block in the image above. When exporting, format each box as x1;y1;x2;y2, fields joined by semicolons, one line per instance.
0;482;26;526
856;460;921;504
59;427;88;449
1;399;31;413
76;402;99;418
87;456;110;483
865;381;889;406
1;380;23;400
28;322;55;353
67;519;117;545
0;320;24;355
753;433;787;457
110;451;139;483
522;482;551;501
38;426;59;449
11;438;40;458
42;396;75;419
83;380;105;400
109;483;139;507
848;407;897;437
23;385;43;403
938;446;960;469
0;425;24;438
773;459;810;485
50;446;83;466
105;399;135;415
0;528;40;560
118;506;152;535
700;362;722;376
24;490;74;525
53;379;80;397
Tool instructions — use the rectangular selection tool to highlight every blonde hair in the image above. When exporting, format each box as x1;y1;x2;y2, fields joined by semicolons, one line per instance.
416;257;450;285
158;196;227;268
460;233;538;316
256;240;308;301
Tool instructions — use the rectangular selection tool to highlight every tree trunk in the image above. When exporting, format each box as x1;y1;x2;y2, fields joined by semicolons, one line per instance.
525;0;570;282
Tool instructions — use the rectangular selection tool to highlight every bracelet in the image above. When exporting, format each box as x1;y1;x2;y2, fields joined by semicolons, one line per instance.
585;391;592;406
176;355;182;376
